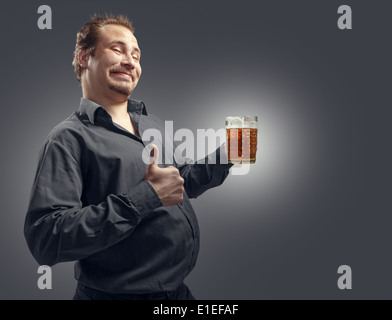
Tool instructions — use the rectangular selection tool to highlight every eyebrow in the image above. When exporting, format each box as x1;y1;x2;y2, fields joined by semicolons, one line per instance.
107;40;141;55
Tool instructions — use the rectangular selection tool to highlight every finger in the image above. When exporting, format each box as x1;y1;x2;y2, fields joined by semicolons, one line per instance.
149;144;159;165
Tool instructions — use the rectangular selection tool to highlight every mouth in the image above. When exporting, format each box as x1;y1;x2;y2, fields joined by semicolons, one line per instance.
110;71;133;80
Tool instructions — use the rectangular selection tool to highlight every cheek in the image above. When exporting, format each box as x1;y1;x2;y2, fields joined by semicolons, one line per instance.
89;59;108;76
98;53;121;70
107;54;122;66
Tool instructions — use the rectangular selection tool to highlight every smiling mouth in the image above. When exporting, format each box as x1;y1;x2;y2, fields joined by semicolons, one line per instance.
111;72;133;80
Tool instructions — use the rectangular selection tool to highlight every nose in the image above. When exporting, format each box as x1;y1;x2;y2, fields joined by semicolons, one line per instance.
121;54;136;69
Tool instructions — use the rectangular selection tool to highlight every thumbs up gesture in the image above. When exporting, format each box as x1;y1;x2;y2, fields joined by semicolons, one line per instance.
144;144;185;206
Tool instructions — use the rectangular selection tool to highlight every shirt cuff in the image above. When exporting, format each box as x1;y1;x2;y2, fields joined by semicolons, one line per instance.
127;179;163;218
206;144;234;171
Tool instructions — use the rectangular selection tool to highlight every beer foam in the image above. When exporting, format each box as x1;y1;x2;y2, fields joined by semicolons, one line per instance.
225;116;243;128
225;116;257;129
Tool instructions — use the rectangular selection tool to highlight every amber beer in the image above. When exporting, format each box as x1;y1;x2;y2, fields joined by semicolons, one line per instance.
226;116;258;164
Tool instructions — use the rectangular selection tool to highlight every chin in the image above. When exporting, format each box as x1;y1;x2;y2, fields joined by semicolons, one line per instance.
108;82;133;96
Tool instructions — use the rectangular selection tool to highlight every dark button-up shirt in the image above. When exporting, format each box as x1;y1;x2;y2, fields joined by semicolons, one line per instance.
24;98;232;294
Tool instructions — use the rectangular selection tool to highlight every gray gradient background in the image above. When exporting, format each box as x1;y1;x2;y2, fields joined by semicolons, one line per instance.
0;0;391;300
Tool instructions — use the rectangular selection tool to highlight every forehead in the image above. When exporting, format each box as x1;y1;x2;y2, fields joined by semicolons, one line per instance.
98;24;139;48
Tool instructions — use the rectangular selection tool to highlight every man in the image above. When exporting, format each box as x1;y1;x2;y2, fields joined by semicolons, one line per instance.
24;14;232;300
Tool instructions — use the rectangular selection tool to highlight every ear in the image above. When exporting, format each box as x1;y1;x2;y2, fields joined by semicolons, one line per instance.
78;49;89;69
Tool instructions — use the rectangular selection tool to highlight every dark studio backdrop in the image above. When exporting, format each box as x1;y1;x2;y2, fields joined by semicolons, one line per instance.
0;0;391;300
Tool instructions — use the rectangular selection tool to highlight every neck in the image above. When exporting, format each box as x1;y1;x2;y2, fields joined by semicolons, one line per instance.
100;99;129;121
82;88;130;121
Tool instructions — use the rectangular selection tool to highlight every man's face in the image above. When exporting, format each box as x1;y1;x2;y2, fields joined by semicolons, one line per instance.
84;24;142;98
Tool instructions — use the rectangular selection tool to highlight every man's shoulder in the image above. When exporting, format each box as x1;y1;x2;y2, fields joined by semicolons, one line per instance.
45;112;84;145
141;111;165;128
145;112;163;123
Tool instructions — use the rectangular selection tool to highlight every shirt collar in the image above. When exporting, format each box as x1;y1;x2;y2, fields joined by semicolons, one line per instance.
77;97;148;124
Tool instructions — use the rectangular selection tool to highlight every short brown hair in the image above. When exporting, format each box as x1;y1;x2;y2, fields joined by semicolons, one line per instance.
72;13;134;82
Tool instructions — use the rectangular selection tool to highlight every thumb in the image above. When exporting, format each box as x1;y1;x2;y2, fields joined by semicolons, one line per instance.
149;144;160;166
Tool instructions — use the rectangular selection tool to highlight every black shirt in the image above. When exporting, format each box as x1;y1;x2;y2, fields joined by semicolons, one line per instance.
24;97;232;294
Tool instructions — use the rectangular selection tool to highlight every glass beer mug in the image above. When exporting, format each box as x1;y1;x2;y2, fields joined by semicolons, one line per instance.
225;116;258;164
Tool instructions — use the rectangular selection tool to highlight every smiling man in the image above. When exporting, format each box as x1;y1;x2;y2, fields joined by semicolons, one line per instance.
75;16;142;134
24;14;233;300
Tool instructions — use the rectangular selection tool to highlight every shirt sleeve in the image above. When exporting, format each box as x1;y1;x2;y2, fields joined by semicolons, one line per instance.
24;138;162;267
178;143;233;199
